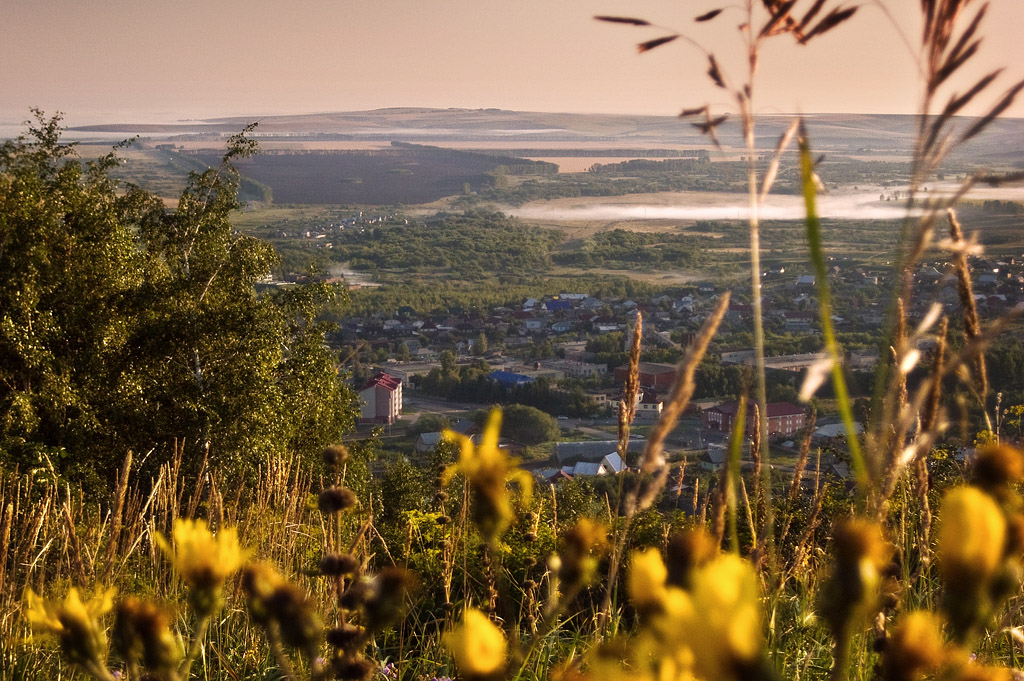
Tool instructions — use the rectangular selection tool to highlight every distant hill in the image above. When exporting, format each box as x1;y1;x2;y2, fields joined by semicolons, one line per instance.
69;108;1024;162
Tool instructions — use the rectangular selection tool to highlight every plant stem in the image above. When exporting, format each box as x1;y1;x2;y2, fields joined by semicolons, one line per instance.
179;614;211;680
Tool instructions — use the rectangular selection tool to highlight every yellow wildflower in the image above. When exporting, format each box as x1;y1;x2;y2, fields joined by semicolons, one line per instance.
155;519;244;615
25;587;115;667
628;548;669;613
938;486;1006;582
443;409;533;539
557;518;608;587
156;519;243;588
883;610;947;681
444;608;507;679
623;549;762;681
686;554;763;678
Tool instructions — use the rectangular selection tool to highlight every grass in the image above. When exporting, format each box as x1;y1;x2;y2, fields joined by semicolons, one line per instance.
8;2;1024;681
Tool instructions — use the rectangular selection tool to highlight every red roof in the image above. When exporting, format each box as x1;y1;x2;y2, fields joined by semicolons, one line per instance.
361;372;401;392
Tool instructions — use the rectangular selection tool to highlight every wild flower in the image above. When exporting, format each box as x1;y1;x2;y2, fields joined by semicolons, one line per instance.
938;486;1006;584
155;518;244;616
556;517;608;588
882;610;947;681
619;549;763;681
155;518;243;590
111;597;182;676
444;608;507;680
443;408;532;540
25;587;115;671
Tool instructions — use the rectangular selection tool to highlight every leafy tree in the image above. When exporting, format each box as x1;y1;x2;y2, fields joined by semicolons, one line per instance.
0;112;356;488
500;404;559;445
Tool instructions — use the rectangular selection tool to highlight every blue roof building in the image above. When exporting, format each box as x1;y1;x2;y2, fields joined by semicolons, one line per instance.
488;370;536;387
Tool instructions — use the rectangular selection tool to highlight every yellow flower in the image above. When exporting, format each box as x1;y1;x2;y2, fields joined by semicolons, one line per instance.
883;610;947;680
156;519;243;589
687;555;763;676
938;486;1006;582
25;587;115;667
628;548;669;613
156;519;244;615
443;409;533;539
623;550;762;681
444;608;507;678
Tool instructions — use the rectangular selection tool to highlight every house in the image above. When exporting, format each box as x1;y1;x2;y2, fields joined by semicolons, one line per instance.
796;275;816;287
783;311;815;333
487;370;535;387
699;443;728;471
415;431;444;454
359;372;402;425
544;299;573;312
554;440;645;466
613;362;677;390
559;452;627;478
637;391;664;419
702;399;806;438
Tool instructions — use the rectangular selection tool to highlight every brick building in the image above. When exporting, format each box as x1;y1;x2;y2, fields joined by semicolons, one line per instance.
613;362;677;390
702;399;806;438
358;371;403;425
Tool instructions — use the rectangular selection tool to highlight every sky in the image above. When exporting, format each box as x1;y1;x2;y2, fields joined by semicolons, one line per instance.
3;0;1023;125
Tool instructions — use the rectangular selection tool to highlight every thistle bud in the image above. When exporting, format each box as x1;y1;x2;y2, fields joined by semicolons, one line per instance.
265;584;323;655
334;656;376;681
326;624;366;653
318;487;358;514
665;527;717;589
319;553;360;577
973;444;1024;491
322;444;350;468
339;578;370;610
112;598;181;675
363;567;415;632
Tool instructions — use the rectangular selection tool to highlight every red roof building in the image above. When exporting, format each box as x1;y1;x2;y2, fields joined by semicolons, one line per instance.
613;362;677;390
702;399;806;438
359;372;403;425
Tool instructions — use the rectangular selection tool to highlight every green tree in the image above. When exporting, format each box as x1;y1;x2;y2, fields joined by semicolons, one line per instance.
0;113;356;487
501;404;560;445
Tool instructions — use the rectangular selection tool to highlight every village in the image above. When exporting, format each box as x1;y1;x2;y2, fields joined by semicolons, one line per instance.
342;252;1024;497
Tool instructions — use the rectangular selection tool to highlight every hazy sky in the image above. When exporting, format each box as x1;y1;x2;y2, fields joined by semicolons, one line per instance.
3;1;1023;125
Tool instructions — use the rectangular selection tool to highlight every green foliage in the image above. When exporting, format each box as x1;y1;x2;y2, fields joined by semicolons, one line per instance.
331;210;559;280
0;114;356;486
553;228;702;269
499;404;560;445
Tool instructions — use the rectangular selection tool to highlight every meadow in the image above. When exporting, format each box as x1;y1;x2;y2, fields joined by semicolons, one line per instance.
5;2;1024;681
